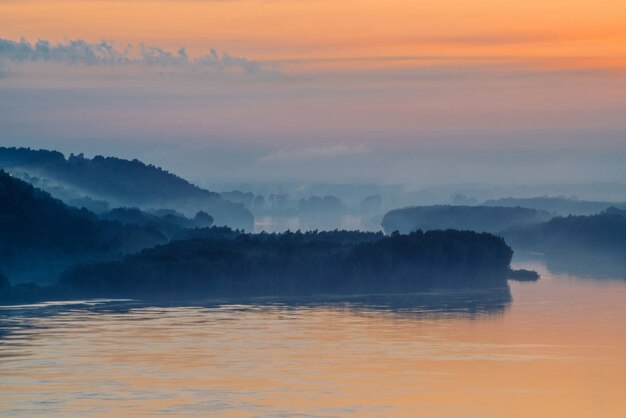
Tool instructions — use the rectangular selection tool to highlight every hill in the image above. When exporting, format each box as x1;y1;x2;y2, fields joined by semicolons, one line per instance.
0;171;166;283
381;205;552;234
503;208;626;259
101;207;214;239
483;196;626;216
0;147;253;230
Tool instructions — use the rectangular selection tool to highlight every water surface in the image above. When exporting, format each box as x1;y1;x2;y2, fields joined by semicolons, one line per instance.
1;261;625;417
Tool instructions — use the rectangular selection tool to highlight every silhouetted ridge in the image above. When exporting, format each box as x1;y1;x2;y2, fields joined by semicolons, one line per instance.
0;147;209;200
0;171;166;282
483;196;626;216
504;208;626;258
0;147;253;230
101;207;214;238
382;205;551;234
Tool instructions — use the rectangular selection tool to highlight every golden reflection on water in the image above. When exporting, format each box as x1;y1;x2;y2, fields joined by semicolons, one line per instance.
1;262;626;417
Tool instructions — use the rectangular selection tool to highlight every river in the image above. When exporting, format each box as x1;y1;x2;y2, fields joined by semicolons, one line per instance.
1;260;625;417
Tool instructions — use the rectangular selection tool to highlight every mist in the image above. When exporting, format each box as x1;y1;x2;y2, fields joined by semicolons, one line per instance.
2;37;626;192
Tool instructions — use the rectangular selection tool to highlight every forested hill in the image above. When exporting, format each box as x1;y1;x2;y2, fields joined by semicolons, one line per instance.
483;196;626;216
382;205;552;235
0;147;253;230
503;208;626;258
0;171;166;282
59;229;514;299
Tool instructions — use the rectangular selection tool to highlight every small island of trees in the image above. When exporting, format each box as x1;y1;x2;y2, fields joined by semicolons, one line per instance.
58;229;515;300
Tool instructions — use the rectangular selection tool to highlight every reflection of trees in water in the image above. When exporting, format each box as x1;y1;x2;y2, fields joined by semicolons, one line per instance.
0;286;512;346
0;289;511;367
544;253;626;280
298;287;512;320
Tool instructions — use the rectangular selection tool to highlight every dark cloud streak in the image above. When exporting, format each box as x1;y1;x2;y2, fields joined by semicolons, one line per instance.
0;37;275;75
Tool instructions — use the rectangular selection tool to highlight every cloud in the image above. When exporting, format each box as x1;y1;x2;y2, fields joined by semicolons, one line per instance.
261;143;372;162
196;48;264;75
0;38;129;65
0;37;275;75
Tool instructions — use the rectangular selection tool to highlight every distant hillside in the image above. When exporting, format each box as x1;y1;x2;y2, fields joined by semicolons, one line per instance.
0;171;166;283
0;147;253;230
483;196;626;216
0;172;522;304
101;207;214;239
382;205;552;234
503;208;626;259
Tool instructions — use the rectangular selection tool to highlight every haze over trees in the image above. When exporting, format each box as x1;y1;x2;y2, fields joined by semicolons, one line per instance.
0;165;524;305
381;204;626;278
483;196;626;216
381;205;552;235
102;207;214;239
0;147;575;305
0;171;167;282
298;195;346;230
222;188;379;232
503;208;626;258
0;147;253;230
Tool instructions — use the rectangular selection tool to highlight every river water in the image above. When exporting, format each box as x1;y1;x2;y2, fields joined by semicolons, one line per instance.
1;260;625;417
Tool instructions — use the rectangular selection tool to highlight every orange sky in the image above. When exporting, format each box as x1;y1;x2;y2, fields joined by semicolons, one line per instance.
1;0;625;184
2;0;626;68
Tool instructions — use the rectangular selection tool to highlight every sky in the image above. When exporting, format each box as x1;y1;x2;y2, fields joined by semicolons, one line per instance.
1;0;625;187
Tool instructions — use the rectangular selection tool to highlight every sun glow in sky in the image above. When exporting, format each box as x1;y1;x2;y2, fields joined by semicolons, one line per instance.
1;0;625;184
3;0;626;61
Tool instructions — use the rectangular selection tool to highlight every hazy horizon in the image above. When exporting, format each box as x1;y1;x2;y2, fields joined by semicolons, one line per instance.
2;0;625;188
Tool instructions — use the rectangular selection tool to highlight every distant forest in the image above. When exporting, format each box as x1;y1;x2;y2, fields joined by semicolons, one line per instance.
0;147;254;230
0;168;522;304
59;229;514;299
503;208;626;259
381;205;551;234
0;227;516;303
483;196;626;216
381;203;626;265
8;145;625;304
0;171;167;282
0;171;236;283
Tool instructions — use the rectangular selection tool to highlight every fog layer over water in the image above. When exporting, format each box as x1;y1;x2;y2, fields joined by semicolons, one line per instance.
1;261;625;417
